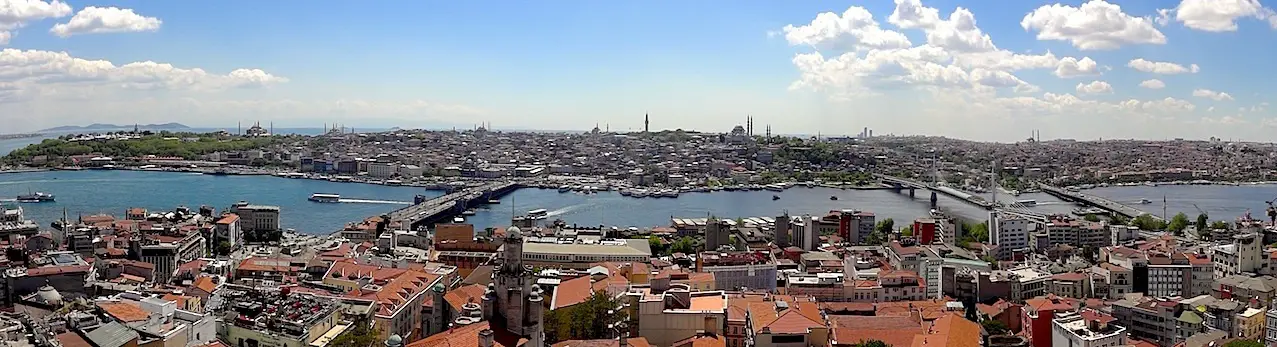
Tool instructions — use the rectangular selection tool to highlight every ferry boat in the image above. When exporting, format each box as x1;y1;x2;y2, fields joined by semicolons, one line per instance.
830;196;839;201
385;180;402;186
462;209;477;216
309;193;341;203
1138;198;1152;204
16;192;54;203
1015;199;1037;206
527;209;549;219
453;216;466;223
764;184;785;192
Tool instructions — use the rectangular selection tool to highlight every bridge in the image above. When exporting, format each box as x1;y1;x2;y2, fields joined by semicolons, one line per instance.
389;181;521;230
1039;184;1162;221
874;174;995;209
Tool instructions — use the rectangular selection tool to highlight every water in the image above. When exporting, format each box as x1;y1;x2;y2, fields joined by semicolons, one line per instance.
0;170;442;234
1;169;1267;235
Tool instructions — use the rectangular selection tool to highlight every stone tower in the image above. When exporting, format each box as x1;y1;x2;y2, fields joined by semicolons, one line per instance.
482;226;545;347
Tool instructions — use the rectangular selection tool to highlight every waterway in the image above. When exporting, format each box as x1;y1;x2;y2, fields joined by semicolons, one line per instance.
2;169;1268;235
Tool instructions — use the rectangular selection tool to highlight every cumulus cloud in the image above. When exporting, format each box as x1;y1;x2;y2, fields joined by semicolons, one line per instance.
1127;58;1200;74
1055;57;1100;78
0;0;72;44
1171;0;1277;32
1193;88;1235;101
0;48;287;93
782;7;912;51
1139;79;1166;89
1021;0;1167;50
51;7;161;37
1076;80;1113;94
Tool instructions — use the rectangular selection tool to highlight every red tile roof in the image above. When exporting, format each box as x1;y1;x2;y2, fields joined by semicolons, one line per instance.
191;275;218;294
56;332;92;347
551;338;651;347
216;214;240;225
443;284;486;312
911;313;980;347
552;276;601;310
830;315;922;347
405;321;526;347
98;301;150;322
28;265;90;276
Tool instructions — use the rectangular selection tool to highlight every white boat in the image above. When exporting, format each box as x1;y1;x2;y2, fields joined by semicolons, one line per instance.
1015;199;1036;206
453;216;466;223
309;193;340;203
385;180;402;186
1138;198;1152;204
527;208;549;219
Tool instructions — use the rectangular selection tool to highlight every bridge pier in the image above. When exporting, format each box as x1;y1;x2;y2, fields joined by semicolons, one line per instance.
909;187;915;198
892;182;902;193
930;191;938;208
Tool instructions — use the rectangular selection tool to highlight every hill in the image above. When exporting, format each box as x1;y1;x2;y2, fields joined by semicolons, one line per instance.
39;123;190;132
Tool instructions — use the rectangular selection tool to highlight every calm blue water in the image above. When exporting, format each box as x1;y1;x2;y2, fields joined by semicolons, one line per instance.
0;170;441;234
0;169;1268;235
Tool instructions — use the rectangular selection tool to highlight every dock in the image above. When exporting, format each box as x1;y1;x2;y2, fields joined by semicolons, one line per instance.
388;181;521;230
1039;184;1161;220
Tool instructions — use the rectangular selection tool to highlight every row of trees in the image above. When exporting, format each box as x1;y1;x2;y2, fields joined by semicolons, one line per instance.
544;292;624;343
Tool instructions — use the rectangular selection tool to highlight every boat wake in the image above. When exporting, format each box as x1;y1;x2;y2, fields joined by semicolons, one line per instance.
338;199;412;205
545;205;576;217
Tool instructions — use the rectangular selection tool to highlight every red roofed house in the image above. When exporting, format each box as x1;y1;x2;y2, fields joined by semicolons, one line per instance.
1023;295;1079;347
345;267;443;344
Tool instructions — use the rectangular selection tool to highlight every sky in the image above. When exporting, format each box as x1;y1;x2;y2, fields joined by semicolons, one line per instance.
1;0;1276;142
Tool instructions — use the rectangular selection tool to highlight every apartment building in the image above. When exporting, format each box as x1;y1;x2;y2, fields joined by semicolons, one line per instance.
991;214;1033;261
1214;233;1262;278
1051;310;1128;347
698;251;777;292
1111;295;1199;347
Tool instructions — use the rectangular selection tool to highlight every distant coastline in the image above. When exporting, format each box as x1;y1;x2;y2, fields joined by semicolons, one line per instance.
38;123;190;132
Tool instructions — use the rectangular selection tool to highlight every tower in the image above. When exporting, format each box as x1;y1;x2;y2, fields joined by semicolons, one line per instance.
482;226;545;347
747;116;753;137
644;113;649;133
766;125;771;139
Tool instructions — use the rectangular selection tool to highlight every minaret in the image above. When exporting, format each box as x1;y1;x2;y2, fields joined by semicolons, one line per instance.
644;113;649;133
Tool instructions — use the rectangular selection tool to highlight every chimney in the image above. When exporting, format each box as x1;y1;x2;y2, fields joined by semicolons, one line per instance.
478;329;494;347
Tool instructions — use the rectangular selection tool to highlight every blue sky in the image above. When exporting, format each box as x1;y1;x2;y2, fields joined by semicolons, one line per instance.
5;0;1277;141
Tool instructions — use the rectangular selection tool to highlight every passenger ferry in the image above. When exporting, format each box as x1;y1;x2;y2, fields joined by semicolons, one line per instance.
385;180;403;186
308;193;341;203
1015;199;1037;206
16;192;55;203
527;208;549;219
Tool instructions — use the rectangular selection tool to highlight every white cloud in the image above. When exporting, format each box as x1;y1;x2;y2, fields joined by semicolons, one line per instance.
1021;0;1167;50
1127;58;1200;74
50;6;161;37
0;48;287;92
1172;0;1277;32
782;7;912;51
1199;115;1247;124
1193;88;1235;101
0;0;72;44
1139;79;1166;89
1055;57;1100;78
1156;8;1173;26
1076;80;1113;94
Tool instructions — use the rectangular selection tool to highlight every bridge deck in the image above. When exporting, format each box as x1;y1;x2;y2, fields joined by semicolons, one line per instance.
388;182;516;225
1040;184;1160;220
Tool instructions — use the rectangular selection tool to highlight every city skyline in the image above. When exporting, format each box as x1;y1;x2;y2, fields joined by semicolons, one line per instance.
1;0;1276;142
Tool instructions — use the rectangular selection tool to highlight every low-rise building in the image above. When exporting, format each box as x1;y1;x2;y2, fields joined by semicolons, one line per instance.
1051;310;1127;347
218;289;347;347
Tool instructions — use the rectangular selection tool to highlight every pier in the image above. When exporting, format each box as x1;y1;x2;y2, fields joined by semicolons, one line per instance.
388;181;521;230
1039;184;1161;220
874;174;994;209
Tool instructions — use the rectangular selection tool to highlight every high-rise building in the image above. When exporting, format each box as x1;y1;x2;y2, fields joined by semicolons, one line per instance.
774;212;790;247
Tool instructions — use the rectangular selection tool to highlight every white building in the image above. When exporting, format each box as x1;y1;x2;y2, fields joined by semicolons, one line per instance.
1264;301;1277;346
791;215;816;251
1052;310;1127;347
992;213;1034;261
368;162;397;178
229;203;280;234
1214;233;1262;278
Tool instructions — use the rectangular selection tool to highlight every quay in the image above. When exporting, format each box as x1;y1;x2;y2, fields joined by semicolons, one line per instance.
874;174;994;209
1039;184;1162;220
388;181;521;230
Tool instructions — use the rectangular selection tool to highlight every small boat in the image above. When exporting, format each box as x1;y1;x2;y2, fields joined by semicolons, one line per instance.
772;195;780;201
462;209;477;216
830;196;839;201
385;180;402;186
17;192;55;203
453;216;466;223
558;186;572;193
309;193;341;203
487;199;500;204
1138;198;1152;204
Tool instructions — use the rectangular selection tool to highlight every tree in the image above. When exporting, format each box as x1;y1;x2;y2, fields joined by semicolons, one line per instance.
1195;213;1209;233
851;340;891;347
671;236;697;255
1168;212;1190;235
876;218;895;234
648;236;667;255
1210;220;1231;230
1083;214;1100;222
216;241;232;256
865;231;885;245
981;320;1009;336
901;225;913;237
1222;341;1263;347
544;292;623;343
330;322;380;347
1132;214;1167;231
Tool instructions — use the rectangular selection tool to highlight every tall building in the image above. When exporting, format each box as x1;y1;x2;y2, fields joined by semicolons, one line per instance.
1214;233;1262;278
704;217;730;251
991;213;1033;261
791;215;816;251
482;226;545;347
644;113;649;133
229;202;281;236
774;212;790;247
